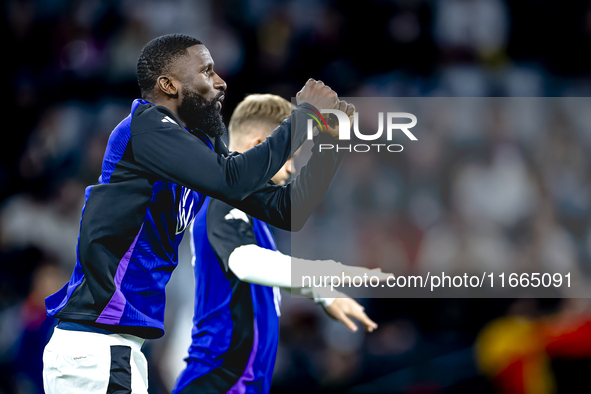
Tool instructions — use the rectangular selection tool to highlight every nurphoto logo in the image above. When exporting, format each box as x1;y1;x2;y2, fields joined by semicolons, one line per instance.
305;108;418;153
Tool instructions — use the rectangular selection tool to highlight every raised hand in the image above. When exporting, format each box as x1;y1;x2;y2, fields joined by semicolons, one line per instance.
322;99;356;138
295;79;338;111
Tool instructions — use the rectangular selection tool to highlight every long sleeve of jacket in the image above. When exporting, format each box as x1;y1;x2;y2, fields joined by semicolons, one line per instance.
131;102;314;202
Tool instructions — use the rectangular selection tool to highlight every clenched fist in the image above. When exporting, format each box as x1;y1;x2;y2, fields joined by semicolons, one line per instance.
296;79;339;111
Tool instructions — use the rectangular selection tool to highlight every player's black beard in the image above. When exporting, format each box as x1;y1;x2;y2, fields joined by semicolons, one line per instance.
178;90;226;138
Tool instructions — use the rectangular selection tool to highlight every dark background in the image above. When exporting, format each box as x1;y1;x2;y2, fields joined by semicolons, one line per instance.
3;0;591;393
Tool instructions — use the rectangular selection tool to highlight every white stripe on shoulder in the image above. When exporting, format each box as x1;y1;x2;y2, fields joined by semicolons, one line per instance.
224;208;249;223
161;116;178;125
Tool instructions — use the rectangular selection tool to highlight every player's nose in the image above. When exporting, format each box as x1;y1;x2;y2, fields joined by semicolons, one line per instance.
213;72;227;91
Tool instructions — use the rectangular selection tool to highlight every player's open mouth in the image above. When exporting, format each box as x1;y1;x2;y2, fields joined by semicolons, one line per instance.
217;95;225;110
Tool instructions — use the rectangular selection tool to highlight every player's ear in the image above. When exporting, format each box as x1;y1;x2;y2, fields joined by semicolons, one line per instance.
156;76;179;99
244;137;263;151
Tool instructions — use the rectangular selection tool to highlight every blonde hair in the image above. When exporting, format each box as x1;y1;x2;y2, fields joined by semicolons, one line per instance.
228;94;293;147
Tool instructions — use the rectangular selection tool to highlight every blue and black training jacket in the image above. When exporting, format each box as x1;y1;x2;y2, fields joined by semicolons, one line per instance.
45;99;342;339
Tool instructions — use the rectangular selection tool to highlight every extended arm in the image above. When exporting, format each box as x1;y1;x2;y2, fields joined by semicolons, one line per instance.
228;244;341;305
131;103;313;202
228;244;340;288
206;200;384;332
229;244;381;332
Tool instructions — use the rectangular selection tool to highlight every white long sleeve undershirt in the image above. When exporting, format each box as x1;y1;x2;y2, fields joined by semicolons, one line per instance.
228;244;341;306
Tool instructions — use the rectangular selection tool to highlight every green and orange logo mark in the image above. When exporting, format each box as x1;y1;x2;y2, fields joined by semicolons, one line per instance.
305;109;329;132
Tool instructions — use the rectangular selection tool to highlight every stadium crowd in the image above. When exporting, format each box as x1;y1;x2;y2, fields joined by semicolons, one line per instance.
3;0;591;393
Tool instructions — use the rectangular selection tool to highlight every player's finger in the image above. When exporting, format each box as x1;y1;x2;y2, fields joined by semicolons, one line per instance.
303;79;316;90
342;101;353;112
335;311;358;332
350;308;378;332
346;103;356;116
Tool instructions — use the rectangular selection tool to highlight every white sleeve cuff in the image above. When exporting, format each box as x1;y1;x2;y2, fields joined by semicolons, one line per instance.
299;287;336;307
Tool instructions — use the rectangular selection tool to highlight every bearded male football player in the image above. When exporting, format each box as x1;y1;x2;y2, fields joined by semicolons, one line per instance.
174;94;389;394
42;34;347;394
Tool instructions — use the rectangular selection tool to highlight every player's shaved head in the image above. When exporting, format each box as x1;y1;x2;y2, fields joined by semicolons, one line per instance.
137;34;203;100
136;34;227;137
229;94;293;150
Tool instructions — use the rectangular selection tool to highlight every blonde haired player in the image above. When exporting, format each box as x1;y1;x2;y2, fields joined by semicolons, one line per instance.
173;94;389;394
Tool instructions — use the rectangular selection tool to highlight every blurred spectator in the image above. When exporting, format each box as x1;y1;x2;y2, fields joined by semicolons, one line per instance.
0;179;85;271
476;298;591;394
4;1;591;393
0;264;67;394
